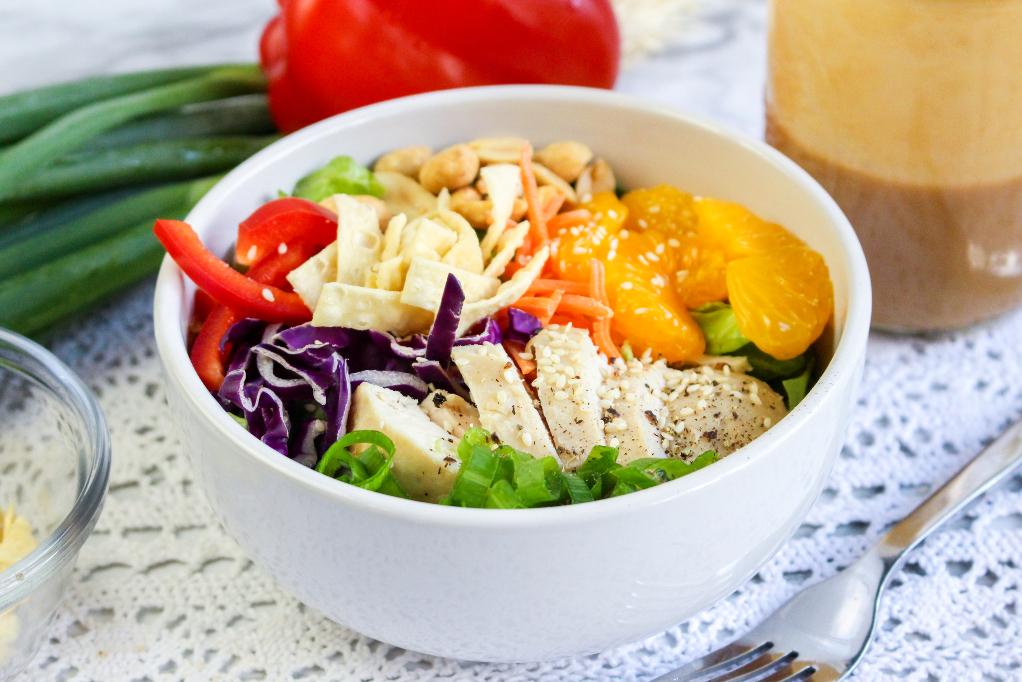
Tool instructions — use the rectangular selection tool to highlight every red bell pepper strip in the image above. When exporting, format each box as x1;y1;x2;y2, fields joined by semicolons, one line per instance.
235;197;336;267
260;0;620;133
191;305;240;391
245;240;315;291
155;219;312;323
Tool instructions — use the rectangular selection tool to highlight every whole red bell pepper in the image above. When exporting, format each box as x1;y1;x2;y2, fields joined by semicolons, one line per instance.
155;219;312;324
235;197;337;267
260;0;621;132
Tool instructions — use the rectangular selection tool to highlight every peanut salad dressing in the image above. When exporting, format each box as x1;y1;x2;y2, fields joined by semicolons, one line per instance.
767;0;1022;330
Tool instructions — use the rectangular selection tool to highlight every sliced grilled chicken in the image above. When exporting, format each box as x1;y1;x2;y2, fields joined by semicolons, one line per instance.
420;390;480;438
600;358;669;465
662;365;787;460
349;383;460;502
527;325;606;470
451;342;559;462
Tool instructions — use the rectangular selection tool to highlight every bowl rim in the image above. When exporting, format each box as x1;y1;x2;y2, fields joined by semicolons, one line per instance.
0;329;111;611
154;84;871;530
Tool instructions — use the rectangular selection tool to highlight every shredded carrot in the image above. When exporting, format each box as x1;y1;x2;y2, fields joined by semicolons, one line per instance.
548;313;592;331
520;142;548;251
504;340;537;377
526;279;590;297
542;192;566;222
587;259;619;358
511;290;563;325
547;209;592;233
558;294;613;319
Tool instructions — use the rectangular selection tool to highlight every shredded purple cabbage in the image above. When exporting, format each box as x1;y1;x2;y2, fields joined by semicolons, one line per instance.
503;308;542;346
215;292;501;463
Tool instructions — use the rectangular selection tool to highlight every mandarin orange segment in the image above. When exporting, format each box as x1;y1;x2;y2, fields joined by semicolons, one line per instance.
693;198;802;258
726;247;833;360
621;185;698;236
553;192;704;362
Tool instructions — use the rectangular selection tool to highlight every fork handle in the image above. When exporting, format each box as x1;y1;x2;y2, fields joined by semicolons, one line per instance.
875;418;1022;565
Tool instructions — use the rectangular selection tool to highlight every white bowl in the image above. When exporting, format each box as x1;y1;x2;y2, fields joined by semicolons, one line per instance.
153;85;871;662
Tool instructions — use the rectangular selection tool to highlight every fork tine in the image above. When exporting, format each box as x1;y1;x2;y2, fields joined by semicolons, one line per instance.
725;650;801;682
778;667;818;682
650;642;774;682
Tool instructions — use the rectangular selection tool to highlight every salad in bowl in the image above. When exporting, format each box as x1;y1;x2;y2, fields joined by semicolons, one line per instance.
156;135;833;508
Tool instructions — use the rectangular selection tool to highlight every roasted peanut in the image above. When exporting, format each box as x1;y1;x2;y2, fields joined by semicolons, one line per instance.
451;187;491;228
589;158;616;194
511;197;528;222
373;146;433;178
351;195;392;230
574;157;616;202
419;144;480;194
534;141;593;183
468;136;527;165
532;162;578;204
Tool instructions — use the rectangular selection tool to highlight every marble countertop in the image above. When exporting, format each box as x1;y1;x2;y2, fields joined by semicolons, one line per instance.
1;2;1020;682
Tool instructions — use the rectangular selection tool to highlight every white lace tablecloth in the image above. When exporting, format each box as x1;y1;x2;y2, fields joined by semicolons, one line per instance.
3;1;1021;680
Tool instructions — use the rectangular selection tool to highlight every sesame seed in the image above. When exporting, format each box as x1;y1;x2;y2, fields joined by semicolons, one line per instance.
655;243;665;255
607;251;617;261
262;288;275;302
504;369;517;382
668;238;681;248
634;308;649;315
600;399;613;408
646;252;660;262
573;246;588;255
621;281;633;290
679;407;695;416
247;245;258;261
697;400;708;410
638;255;648;266
455;358;468;366
520;352;534;360
619;229;630;239
750;393;763;405
556;375;567;389
638;219;648;228
497;391;508;404
610;239;619;249
608;210;618;219
764;418;773;428
555;391;568;400
522;433;534;447
625;393;636;401
649;205;661;213
610;438;620;447
513;385;526;396
538;358;553;366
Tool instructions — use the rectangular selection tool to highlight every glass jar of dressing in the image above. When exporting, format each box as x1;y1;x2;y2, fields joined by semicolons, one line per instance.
767;0;1022;331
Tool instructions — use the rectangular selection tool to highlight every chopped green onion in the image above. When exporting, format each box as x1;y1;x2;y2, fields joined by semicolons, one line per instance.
514;457;563;507
690;302;750;355
560;472;595;504
0;65;266;191
576;445;620;489
605;466;659;498
782;356;815;410
485;480;526;509
316;430;394;481
448;445;500;508
292;155;385;203
628;451;719;482
620;340;635;363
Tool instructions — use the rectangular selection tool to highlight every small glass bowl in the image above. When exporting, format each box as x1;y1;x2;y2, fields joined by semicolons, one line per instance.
0;329;110;680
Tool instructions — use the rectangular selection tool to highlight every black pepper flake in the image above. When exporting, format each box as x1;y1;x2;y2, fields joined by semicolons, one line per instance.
511;405;517;415
443;456;457;463
607;407;620;418
703;430;718;440
732;411;739;420
714;412;721;419
644;410;657;425
432;392;447;407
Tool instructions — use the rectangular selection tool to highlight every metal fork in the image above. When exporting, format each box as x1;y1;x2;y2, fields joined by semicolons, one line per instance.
653;418;1022;682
